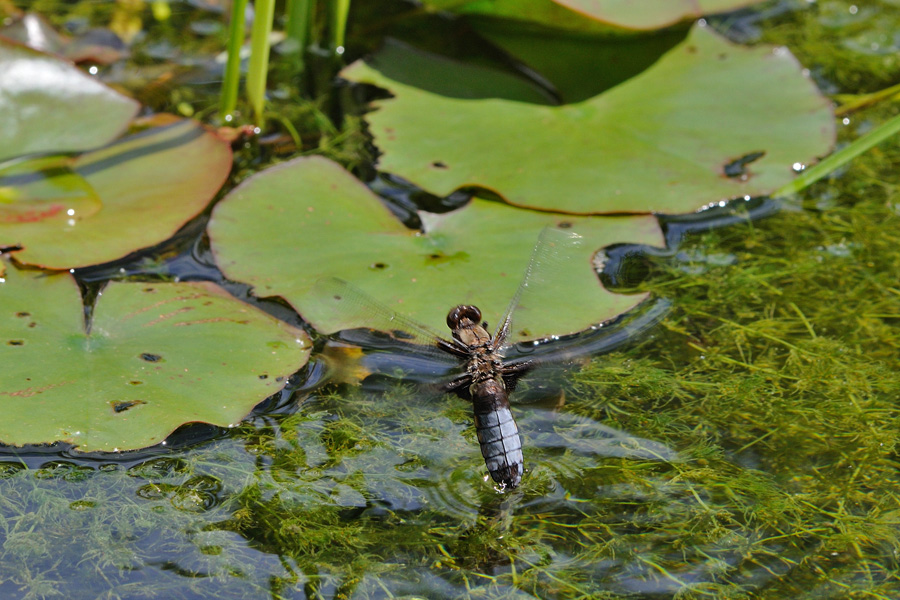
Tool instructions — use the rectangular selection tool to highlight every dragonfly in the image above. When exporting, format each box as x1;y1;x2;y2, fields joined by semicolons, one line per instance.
306;227;657;489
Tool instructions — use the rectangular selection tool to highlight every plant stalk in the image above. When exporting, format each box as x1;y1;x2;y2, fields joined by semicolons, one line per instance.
219;0;249;121
246;0;277;125
285;0;313;71
331;0;351;53
775;112;900;197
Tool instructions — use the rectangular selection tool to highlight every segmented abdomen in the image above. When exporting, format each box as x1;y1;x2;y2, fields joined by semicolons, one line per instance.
471;379;523;488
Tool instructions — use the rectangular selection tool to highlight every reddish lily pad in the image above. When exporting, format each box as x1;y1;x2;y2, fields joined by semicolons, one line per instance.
0;155;102;225
1;118;233;269
208;156;663;340
0;260;310;451
0;38;138;162
340;25;834;215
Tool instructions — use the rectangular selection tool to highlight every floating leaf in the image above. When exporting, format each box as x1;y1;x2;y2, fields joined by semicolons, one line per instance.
362;38;553;103
0;12;126;64
550;0;768;30
2;119;233;269
0;155;102;225
208;156;663;339
469;20;686;102
341;25;835;214
0;38;138;162
424;0;767;31
0;261;310;451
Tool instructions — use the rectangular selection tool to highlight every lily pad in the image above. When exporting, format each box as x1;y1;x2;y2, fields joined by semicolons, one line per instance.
340;25;835;215
469;20;686;102
425;0;767;32
0;260;310;451
0;38;138;162
0;12;126;64
2;118;233;269
551;0;768;30
362;38;553;103
0;155;102;224
208;156;663;339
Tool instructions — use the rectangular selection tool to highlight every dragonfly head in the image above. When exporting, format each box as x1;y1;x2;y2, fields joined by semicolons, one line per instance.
447;305;482;331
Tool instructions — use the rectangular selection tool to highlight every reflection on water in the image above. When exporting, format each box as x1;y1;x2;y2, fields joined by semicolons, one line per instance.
0;375;810;599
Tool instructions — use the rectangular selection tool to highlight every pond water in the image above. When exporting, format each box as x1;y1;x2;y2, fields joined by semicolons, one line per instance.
2;0;900;599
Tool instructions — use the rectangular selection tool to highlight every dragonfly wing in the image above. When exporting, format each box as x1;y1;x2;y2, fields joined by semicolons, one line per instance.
493;226;586;349
305;277;463;359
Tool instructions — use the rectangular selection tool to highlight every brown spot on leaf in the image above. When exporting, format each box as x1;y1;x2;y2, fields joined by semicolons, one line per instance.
723;151;766;179
112;400;146;413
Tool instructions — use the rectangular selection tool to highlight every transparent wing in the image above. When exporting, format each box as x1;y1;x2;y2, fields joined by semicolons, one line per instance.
493;226;585;348
305;277;463;358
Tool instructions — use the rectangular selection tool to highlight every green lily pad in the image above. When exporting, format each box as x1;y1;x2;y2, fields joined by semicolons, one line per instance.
363;38;553;103
2;119;233;269
340;25;835;215
551;0;768;30
469;19;686;102
0;38;138;162
425;0;767;32
0;260;310;451
208;156;663;339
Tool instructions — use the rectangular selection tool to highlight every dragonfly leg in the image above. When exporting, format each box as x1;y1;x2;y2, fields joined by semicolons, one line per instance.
436;338;471;358
443;373;473;394
500;361;534;392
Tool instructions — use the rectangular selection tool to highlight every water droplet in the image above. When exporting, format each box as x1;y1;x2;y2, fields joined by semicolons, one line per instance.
88;65;98;75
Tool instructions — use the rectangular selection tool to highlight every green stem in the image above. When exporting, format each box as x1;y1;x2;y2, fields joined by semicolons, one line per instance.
285;0;313;71
331;0;351;53
219;0;249;122
834;81;900;116
775;112;900;197
246;0;277;125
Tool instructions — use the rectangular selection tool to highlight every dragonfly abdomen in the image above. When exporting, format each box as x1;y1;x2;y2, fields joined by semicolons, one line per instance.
471;378;523;488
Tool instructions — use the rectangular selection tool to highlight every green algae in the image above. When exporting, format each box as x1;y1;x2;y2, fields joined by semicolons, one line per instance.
2;183;899;599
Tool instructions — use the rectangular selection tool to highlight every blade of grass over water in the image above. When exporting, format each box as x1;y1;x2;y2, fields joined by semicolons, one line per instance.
835;82;900;116
246;0;277;124
775;112;900;196
220;0;249;121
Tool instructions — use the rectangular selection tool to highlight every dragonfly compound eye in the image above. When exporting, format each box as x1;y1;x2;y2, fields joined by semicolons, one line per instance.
447;305;482;329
